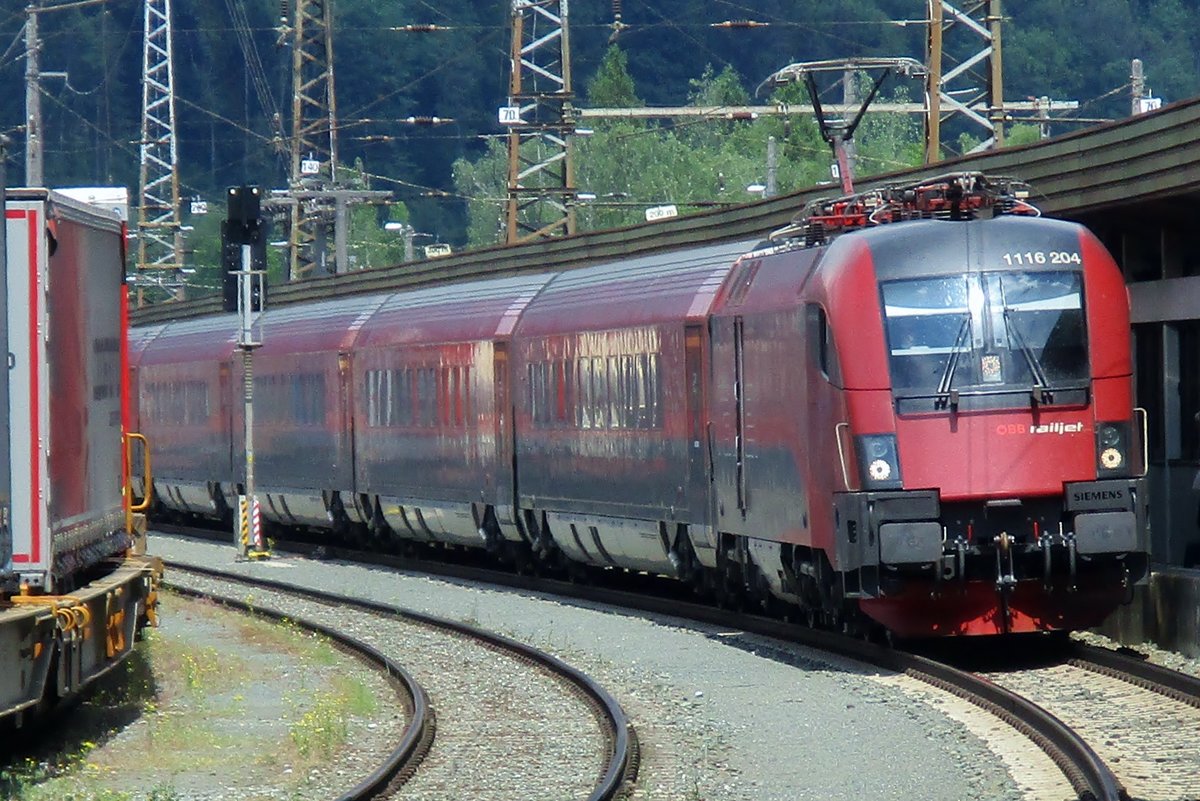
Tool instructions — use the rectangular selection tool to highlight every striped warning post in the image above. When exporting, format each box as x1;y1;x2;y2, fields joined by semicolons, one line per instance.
239;495;250;550
251;496;263;551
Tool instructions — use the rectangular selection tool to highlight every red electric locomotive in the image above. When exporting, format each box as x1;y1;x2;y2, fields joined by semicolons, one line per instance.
134;172;1148;638
705;174;1149;636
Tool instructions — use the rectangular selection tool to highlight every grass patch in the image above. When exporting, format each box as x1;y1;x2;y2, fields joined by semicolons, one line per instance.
5;593;390;800
229;612;339;667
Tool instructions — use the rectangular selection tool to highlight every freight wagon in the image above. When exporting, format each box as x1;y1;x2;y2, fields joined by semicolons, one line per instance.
1;188;159;727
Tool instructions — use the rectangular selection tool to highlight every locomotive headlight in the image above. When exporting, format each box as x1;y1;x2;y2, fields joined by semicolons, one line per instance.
868;459;892;481
855;433;902;489
1095;421;1131;477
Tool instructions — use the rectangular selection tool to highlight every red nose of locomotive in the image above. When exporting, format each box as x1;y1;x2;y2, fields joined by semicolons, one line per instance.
830;214;1149;636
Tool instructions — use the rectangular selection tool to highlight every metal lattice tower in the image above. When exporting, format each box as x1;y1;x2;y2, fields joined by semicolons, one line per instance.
925;0;1005;160
288;0;339;279
137;0;184;303
504;0;577;244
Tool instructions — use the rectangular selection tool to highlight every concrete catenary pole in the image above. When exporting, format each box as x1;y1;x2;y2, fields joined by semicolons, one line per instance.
24;4;42;186
1131;59;1144;115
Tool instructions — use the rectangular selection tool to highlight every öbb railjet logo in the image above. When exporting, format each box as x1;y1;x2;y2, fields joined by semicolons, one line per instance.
995;421;1086;436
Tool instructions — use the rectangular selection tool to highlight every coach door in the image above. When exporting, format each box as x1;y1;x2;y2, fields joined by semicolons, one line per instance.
733;316;748;513
492;342;520;530
684;324;709;520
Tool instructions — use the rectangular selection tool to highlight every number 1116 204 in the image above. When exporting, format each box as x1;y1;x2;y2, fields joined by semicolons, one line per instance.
1001;251;1081;266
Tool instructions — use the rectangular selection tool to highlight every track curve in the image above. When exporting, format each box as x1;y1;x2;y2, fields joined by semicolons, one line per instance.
167;560;637;801
166;571;435;800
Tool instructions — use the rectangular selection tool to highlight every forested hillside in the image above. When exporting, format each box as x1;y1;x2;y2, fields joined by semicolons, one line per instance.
1;0;1196;257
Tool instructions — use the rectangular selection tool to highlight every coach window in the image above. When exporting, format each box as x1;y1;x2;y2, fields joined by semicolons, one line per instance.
607;356;621;429
366;370;381;427
592;357;609;429
417;367;437;427
618;355;634;429
389;368;410;426
551;361;566;425
462;366;474;427
294;373;325;426
638;357;648;431
529;362;551;426
573;359;590;428
647;353;661;428
365;370;378;427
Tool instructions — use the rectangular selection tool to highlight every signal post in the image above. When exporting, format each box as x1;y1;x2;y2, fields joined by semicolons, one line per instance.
223;186;270;560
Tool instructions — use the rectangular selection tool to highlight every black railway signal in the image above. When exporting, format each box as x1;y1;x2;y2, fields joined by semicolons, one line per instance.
221;186;268;312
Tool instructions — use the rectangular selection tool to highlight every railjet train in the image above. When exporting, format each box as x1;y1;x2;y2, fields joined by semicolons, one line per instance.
133;173;1149;637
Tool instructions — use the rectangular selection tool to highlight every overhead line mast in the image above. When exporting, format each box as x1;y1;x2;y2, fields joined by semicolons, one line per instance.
287;0;338;279
925;0;1006;158
504;0;578;244
275;0;387;280
137;0;185;304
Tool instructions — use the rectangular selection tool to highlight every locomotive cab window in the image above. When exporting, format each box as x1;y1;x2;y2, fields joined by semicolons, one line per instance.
806;304;841;385
881;271;1089;411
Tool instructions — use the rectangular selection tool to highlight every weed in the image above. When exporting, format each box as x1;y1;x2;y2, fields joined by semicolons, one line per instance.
147;783;182;801
335;676;378;716
289;692;349;758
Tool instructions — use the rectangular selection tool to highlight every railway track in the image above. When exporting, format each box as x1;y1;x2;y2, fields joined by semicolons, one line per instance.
166;571;435;799
153;524;1200;801
976;643;1200;801
167;561;637;801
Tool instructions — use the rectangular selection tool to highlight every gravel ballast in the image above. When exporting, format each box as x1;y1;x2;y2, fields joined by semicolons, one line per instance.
155;534;1034;801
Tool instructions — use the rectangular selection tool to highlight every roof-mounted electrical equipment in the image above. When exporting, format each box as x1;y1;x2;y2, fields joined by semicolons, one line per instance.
770;172;1040;247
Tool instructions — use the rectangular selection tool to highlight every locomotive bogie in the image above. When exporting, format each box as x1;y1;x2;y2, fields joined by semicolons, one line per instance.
744;538;804;606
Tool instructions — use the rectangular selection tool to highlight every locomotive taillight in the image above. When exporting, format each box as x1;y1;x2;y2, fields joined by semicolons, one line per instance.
854;434;903;490
1095;421;1131;477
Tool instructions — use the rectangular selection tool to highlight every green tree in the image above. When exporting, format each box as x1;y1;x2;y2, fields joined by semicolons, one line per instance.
452;138;510;248
587;45;642;107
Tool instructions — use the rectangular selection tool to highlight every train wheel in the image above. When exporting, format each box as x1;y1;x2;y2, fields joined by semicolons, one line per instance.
715;560;744;611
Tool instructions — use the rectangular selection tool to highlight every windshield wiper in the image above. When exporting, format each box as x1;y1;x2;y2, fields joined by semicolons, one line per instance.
934;312;972;410
1002;307;1053;405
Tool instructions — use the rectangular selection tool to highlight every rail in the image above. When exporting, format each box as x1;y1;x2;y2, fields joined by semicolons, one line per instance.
166;566;435;800
165;560;637;801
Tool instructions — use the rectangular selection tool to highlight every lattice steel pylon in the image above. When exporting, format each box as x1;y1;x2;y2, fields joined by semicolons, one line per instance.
925;0;1005;161
137;0;184;304
504;0;577;244
288;0;339;279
